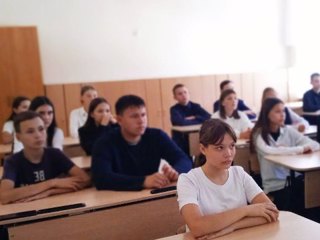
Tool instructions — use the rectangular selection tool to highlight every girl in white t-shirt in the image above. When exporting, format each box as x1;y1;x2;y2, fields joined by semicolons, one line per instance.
212;89;253;139
2;96;30;152
29;96;64;151
177;119;278;239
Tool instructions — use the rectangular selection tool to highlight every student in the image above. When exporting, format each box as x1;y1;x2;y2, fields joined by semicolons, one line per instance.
29;96;64;150
303;73;320;124
177;119;278;239
69;85;98;138
213;80;256;119
170;84;211;126
212;89;253;139
2;96;30;153
250;98;319;210
262;87;309;132
170;83;211;154
92;95;192;191
78;97;118;155
0;111;90;204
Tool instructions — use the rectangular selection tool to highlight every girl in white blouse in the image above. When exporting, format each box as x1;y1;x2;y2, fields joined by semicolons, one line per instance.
29;96;64;151
212;89;253;139
2;96;30;153
251;98;319;209
177;119;278;239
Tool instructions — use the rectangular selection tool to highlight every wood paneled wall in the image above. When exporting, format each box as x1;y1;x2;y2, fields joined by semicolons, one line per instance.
45;69;289;136
0;27;44;143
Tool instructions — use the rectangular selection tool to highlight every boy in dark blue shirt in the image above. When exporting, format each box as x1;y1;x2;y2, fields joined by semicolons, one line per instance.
92;95;192;191
303;73;320;124
170;84;210;154
0;111;90;204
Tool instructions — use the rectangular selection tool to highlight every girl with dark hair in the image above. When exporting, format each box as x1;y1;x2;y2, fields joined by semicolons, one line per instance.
2;96;30;152
250;98;319;210
29;96;64;150
78;97;117;155
212;89;253;139
177;119;278;239
261;87;309;132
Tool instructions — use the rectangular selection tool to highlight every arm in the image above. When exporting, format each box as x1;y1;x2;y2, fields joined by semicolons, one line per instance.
170;107;203;126
2;121;14;144
91;138;146;191
78;127;93;155
2;131;13;144
159;131;192;174
303;91;320;112
194;104;211;122
69;110;80;138
0;179;54;204
238;99;256;119
287;108;310;130
52;128;64;150
67;165;91;189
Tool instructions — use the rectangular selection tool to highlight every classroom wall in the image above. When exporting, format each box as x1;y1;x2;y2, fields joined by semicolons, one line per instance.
0;0;286;84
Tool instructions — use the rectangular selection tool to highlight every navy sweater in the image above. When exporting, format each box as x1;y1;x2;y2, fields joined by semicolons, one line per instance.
92;128;192;191
78;123;118;155
303;89;320;112
170;101;211;126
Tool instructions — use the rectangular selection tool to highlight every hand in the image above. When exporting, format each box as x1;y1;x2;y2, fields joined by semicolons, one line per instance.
245;203;279;222
303;146;312;154
109;114;117;124
100;115;111;126
297;124;305;133
51;177;83;191
143;173;169;189
239;128;251;139
162;164;179;182
14;189;53;203
199;226;235;240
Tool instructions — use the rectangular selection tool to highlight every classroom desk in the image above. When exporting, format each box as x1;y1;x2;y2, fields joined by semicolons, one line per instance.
265;151;320;208
0;187;183;240
157;211;320;240
70;155;91;169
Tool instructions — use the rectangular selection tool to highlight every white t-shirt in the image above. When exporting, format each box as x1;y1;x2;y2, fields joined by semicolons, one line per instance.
2;120;23;153
177;166;262;215
69;107;87;138
212;111;253;138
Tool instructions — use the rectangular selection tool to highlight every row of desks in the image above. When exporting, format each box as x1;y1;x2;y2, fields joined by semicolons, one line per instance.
0;187;183;240
158;211;320;240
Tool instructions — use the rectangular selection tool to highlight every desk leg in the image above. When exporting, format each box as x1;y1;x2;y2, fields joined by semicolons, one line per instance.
304;170;320;208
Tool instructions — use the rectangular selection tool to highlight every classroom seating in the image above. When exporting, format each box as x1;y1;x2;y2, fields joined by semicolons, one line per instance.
0;187;183;240
156;211;320;240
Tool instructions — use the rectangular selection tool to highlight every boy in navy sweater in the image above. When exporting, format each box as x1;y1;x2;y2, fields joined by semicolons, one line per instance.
303;73;320;124
170;84;210;154
0;111;90;204
92;95;192;191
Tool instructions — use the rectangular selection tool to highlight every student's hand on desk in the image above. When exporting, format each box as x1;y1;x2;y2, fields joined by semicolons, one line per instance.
245;202;279;222
162;164;179;182
143;173;170;189
303;146;312;154
51;177;83;191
